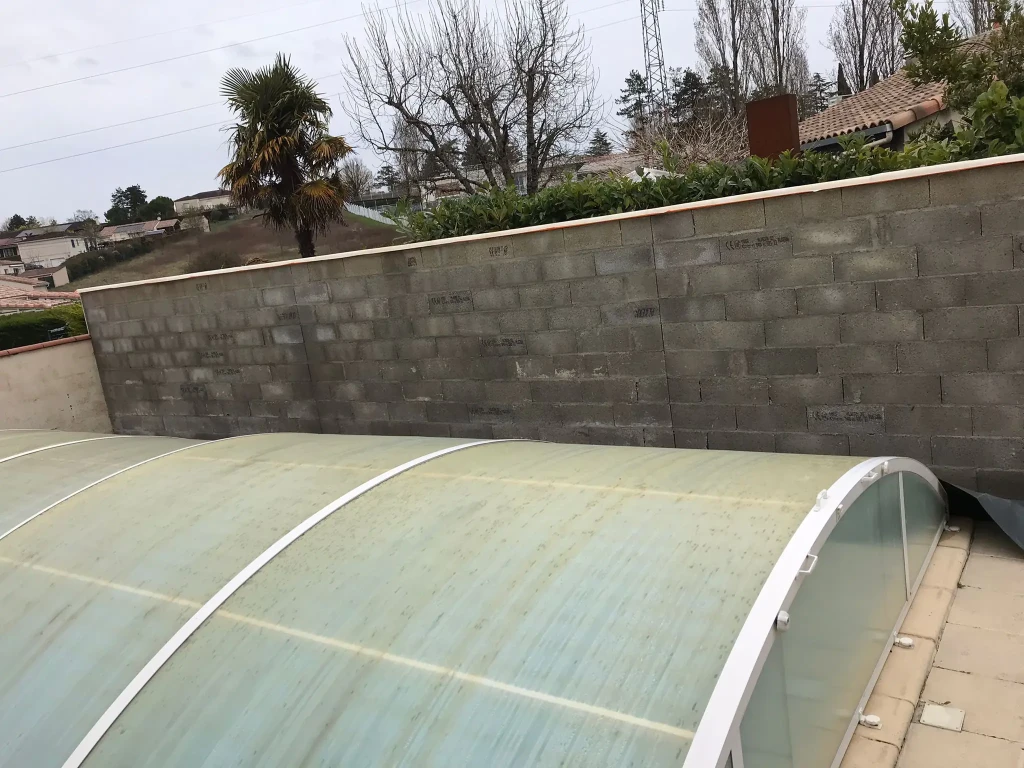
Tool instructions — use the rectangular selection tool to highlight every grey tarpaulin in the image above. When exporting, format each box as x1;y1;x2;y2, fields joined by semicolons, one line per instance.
942;482;1024;552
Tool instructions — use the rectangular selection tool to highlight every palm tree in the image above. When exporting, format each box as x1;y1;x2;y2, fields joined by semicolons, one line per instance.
219;54;352;259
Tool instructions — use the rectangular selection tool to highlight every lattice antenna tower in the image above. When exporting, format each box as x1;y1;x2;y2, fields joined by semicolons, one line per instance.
640;0;669;117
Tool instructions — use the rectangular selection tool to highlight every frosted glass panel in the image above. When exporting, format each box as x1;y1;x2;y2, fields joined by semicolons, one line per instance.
903;473;945;589
740;473;907;768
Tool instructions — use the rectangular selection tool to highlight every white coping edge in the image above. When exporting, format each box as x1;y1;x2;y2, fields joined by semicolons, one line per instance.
61;437;508;768
0;438;211;545
0;435;124;465
682;455;944;768
78;152;1024;295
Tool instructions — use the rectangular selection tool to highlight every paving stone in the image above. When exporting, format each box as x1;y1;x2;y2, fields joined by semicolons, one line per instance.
948;586;1024;635
840;734;899;768
922;547;968;591
897;722;1024;768
959;553;1024;594
900;585;956;640
923;667;1024;743
971;522;1024;561
935;623;1024;684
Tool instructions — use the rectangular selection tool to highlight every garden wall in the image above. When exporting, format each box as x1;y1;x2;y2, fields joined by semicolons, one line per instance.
81;155;1024;495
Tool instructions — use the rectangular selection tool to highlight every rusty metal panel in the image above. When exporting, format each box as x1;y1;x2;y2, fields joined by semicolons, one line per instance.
0;433;468;768
87;442;860;767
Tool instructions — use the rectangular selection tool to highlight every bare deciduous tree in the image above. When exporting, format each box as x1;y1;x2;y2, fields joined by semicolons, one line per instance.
340;158;375;201
746;0;810;96
344;0;597;196
827;0;904;94
696;0;751;114
951;0;994;34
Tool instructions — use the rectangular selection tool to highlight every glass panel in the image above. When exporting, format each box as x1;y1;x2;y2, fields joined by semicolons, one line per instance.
740;473;908;768
902;473;946;590
0;433;466;768
0;430;111;459
0;435;196;533
88;444;863;768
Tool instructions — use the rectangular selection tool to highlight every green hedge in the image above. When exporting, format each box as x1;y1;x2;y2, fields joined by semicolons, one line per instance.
64;237;157;281
398;82;1024;242
0;304;87;351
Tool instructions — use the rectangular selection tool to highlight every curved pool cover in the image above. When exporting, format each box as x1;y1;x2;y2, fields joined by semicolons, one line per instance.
0;430;947;768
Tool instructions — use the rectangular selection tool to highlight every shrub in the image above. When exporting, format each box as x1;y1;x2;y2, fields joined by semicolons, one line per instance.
0;303;87;351
397;82;1024;242
65;238;156;281
185;251;245;273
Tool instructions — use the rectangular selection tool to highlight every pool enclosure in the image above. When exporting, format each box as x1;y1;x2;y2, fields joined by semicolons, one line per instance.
0;430;947;768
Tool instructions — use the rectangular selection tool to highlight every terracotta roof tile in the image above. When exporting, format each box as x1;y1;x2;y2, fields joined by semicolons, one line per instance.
799;70;945;145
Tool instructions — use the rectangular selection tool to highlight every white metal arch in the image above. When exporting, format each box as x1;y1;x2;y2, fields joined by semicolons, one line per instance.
0;435;124;465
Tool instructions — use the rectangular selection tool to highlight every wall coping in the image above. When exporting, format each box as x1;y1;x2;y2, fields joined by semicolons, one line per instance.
0;333;91;359
78;152;1024;296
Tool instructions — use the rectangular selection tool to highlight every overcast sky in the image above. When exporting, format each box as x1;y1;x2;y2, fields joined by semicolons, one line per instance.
0;0;842;224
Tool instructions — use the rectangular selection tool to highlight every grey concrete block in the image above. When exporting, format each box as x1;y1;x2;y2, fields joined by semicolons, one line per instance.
365;274;410;297
671;403;737;430
663;320;765;349
918;237;1014;276
406;270;449;294
747;347;818;375
876;276;965;311
924;306;1018;340
494;259;544;287
547;306;601;330
736;404;806;431
453;312;501;336
708;430;775;452
674;430;708;449
980;199;1024;235
846;374;940;404
447;265;495;291
519;282;570;308
542;252;596;281
776;432;850;455
559;403;616;427
531;380;582;402
965;269;1024;305
483;380;532;403
885;405;972;436
614;403;672;427
896;341;987;372
395;338;438;359
601;301;661;326
577;327;631;353
654;238;721;269
700;376;769;403
660;296;726;322
426;290;475;315
605;351;667;377
850;433;932;462
693;200;765;236
621;216;654;245
932;436;1024;469
796;282;875;315
564;220;622;252
580;378;638;403
472;287;521;311
977;469;1024;497
943;373;1024;404
269;325;304;345
655;268;689;296
720;232;793;263
971;406;1024;436
1017;235;1024;267
388;294;430;317
389;401;427;422
411;316;455;337
335;322;373;341
808;404;884;434
595;245;654;275
793;218;873;254
527;330;576;355
840;311;922;343
342;255;384;276
758;255;833;289
664;350;747;377
726;289;797;320
357;340;398;361
818;344;896;374
931;164;1024;206
766;316;840;347
326;277;369;301
651;211;696;242
842;178;930;216
497;309;547;332
513;229;565;258
687;263;759;295
348;298;390;320
668;377;702;402
769;376;843;404
373;319;414;340
884;206;981;245
763;195;801;229
834;248;917;281
441;379;485;401
988;339;1024;371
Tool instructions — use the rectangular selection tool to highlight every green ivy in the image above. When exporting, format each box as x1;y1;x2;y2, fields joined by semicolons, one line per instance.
396;82;1024;242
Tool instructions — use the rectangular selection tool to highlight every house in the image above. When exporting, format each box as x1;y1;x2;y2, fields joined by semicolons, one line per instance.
98;218;180;244
0;275;78;315
15;232;91;269
431;155;619;199
576;153;647;178
798;70;951;152
21;265;70;289
0;238;20;262
173;189;235;215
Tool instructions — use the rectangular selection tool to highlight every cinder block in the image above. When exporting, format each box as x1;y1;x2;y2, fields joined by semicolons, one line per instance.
343;254;384;276
1017;235;1024;267
846;374;941;404
483;381;531;403
924;305;1017;340
776;431;850;455
581;378;638;403
447;264;495;291
659;296;726;322
348;297;390;320
843;177;930;216
971;405;1024;436
564;220;622;251
980;199;1024;235
492;259;543;287
395;338;437;360
515;283;567;309
373;319;413;339
559;403;616;426
768;376;843;404
766;316;840;346
850;433;931;462
692;200;765;236
472;287;520;311
965;269;1024;306
671;403;737;430
606;351;666;377
594;245;654;275
497;310;547;333
547;306;600;329
793;218;873;254
651;210;696;242
426;401;469;423
674;430;709;448
885;405;972;436
918;236;1014;275
719;231;793;263
454;313;501;335
620;216;653;245
876;275;965;311
819;344;896;374
884;205;981;245
687;263;760;295
653;238;720;269
542;252;596;281
931;163;1024;206
411;316;455;337
571;273;658;304
932;435;1024;469
269;325;304;345
531;380;582;402
746;347;817;375
977;468;1024;497
708;429;776;452
834;247;918;281
797;282;876;315
435;335;480;358
513;229;565;259
736;404;806;431
725;288;797;319
365;273;410;297
576;327;631;353
356;340;397;361
763;194;801;228
613;403;672;427
700;376;769;404
988;339;1024;371
668;377;702;402
388;294;430;318
664;350;748;377
758;255;833;288
808;404;884;434
388;401;427;422
527;330;576;355
896;341;987;372
840;311;922;343
663;320;765;349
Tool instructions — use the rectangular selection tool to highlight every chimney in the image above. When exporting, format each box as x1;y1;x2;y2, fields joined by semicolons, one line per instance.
746;93;800;159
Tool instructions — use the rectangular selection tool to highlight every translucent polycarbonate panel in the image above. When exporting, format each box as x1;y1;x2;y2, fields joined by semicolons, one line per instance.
89;444;863;768
0;430;116;459
0;435;196;534
903;473;946;590
0;433;467;768
740;473;908;768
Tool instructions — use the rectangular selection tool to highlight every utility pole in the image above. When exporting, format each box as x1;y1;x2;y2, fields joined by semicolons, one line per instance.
640;0;669;117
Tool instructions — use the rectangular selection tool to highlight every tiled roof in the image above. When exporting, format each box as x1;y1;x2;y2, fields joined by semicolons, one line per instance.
0;274;45;286
174;189;231;202
0;283;79;310
798;70;946;145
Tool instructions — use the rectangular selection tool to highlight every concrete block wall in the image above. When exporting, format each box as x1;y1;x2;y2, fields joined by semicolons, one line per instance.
82;157;1024;495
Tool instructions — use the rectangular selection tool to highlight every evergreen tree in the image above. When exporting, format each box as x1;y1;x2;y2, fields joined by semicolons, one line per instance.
586;129;614;156
837;63;853;95
799;72;837;118
669;68;712;123
374;163;401;192
615;70;650;122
